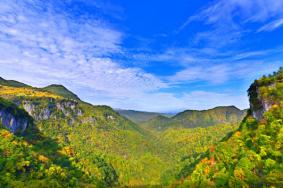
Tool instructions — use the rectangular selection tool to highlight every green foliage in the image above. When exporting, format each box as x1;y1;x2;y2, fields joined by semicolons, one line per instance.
142;106;246;131
116;109;173;124
1;68;282;187
140;115;171;131
42;84;80;101
0;97;32;122
0;77;30;88
0;89;236;186
179;68;283;187
0;125;102;187
248;66;283;112
182;111;283;187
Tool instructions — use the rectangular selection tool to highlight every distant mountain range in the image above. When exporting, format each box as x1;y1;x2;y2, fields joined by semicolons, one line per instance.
118;106;247;131
1;76;246;130
1;68;282;187
116;109;174;124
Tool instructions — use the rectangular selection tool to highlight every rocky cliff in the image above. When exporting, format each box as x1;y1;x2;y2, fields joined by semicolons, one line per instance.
248;74;281;120
20;98;82;121
0;98;31;133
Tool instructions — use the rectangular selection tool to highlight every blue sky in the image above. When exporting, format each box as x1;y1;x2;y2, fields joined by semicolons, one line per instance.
0;0;282;112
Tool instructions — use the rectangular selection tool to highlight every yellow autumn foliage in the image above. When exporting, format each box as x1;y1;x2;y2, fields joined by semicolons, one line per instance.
0;85;61;99
38;155;49;163
0;130;12;139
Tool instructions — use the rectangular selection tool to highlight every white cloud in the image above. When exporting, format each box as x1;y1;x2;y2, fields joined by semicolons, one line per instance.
132;48;198;67
181;91;249;110
179;0;283;47
258;18;283;32
168;61;282;85
1;0;280;112
0;0;166;100
184;0;283;26
169;64;229;84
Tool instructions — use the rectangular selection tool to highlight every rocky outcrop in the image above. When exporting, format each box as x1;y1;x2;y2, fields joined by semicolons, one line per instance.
0;98;31;134
250;99;273;120
0;110;29;133
56;100;82;117
21;99;82;121
248;82;274;120
23;102;51;121
104;112;115;120
22;100;53;121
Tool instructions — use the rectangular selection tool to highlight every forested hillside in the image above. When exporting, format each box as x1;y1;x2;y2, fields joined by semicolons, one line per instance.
0;68;282;187
0;82;166;186
116;109;174;124
177;68;283;187
0;77;30;88
0;77;239;187
141;106;247;131
42;85;80;101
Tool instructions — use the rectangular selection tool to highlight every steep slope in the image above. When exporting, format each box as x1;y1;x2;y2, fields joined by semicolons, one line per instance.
0;97;31;134
178;68;283;187
173;106;247;127
2;73;273;187
0;77;30;88
156;123;239;185
0;97;104;187
0;77;79;100
141;115;171;131
0;82;171;186
43;84;80;101
116;109;173;124
142;106;247;131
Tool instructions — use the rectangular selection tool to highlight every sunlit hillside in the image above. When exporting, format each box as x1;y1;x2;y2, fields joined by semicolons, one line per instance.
0;78;245;187
0;0;282;187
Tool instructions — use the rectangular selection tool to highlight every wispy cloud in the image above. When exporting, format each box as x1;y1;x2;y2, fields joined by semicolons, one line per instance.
133;45;283;86
258;18;283;32
0;0;165;101
169;64;230;84
168;61;281;85
179;0;283;48
0;0;282;112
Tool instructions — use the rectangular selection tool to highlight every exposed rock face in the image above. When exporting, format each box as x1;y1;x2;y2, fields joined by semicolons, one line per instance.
23;102;51;121
23;100;53;121
21;99;82;121
105;113;115;120
248;83;274;120
0;110;29;133
56;100;82;117
250;99;273;120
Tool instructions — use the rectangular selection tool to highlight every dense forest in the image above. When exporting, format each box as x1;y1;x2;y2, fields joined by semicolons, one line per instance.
178;68;283;187
0;68;282;187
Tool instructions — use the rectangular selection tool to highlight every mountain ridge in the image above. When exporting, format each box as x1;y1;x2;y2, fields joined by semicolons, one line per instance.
0;76;80;101
43;84;80;101
0;79;174;186
177;67;283;187
0;68;282;187
141;106;247;131
0;77;31;88
116;109;174;124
